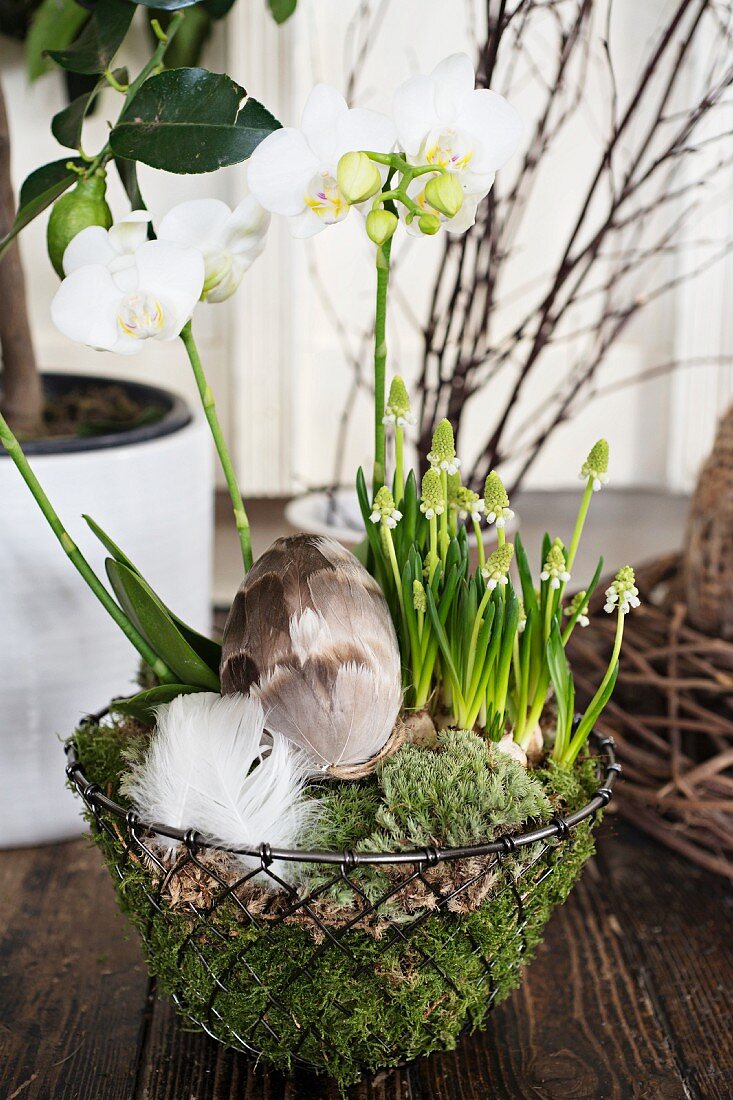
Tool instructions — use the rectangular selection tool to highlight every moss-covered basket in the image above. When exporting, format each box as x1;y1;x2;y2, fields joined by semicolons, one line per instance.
65;715;619;1094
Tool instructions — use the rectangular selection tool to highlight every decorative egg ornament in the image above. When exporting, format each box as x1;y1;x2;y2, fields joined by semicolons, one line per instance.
220;534;403;773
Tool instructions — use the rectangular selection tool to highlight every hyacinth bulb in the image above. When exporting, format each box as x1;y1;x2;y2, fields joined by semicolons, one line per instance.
220;534;402;771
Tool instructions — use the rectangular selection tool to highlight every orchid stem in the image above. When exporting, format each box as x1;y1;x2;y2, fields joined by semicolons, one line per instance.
180;320;252;573
0;411;175;682
372;237;393;493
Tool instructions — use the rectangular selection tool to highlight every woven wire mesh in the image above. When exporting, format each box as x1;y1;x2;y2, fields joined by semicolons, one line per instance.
64;729;619;1075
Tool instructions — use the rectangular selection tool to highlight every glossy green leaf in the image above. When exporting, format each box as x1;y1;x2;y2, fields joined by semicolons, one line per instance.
51;71;125;150
26;0;90;82
268;0;296;23
47;0;134;75
84;514;222;672
114;156;147;212
0;157;85;262
202;0;237;18
106;559;220;690
110;683;203;725
133;0;199;8
110;68;281;174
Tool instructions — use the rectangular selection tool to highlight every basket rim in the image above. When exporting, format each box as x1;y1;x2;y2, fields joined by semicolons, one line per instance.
64;719;620;867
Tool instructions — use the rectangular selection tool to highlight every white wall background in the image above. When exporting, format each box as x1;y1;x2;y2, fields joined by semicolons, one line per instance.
2;0;731;495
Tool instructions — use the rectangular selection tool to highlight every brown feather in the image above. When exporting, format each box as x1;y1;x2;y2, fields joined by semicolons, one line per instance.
220;535;402;769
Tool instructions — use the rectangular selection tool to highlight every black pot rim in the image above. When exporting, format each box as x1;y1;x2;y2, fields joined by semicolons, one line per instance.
0;372;192;457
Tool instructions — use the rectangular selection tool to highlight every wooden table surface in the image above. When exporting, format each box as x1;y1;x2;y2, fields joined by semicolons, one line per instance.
1;816;731;1100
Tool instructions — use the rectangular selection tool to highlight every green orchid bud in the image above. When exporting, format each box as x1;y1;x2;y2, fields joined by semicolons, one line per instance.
418;213;441;236
482;542;514;590
420;468;445;519
413;580;427;613
580;438;610;491
424;173;464;219
428;419;460;474
337;151;382;205
366;209;398;246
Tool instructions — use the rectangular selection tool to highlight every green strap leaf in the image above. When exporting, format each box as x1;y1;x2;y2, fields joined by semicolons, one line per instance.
110;683;203;725
110;68;281;174
0;157;86;262
84;514;222;673
106;559;220;690
47;0;134;75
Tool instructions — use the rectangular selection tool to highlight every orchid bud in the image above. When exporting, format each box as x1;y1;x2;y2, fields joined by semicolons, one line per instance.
424;173;464;219
418;213;441;236
366;209;398;246
337;152;382;204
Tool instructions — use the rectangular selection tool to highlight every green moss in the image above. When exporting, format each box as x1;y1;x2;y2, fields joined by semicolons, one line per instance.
71;718;603;1095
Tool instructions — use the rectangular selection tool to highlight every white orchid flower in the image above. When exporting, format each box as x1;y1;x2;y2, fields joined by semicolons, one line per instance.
393;53;521;199
247;83;396;238
52;215;204;355
157;189;269;303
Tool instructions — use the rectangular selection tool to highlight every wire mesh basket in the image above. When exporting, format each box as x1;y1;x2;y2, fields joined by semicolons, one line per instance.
64;723;619;1090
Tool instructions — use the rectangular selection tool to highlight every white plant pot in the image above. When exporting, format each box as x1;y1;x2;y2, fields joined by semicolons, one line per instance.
0;374;213;848
285;488;518;549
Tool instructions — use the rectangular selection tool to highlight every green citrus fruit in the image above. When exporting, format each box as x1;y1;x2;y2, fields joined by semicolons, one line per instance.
47;171;113;278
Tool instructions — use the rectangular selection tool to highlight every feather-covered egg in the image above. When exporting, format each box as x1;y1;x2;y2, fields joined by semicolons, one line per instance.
220;534;403;771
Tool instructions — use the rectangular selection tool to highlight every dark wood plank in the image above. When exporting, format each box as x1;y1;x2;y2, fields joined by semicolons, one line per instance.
596;820;733;1100
0;838;149;1100
410;821;687;1100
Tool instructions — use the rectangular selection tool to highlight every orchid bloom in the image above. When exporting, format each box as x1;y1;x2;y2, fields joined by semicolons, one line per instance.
393;53;521;202
247;83;396;237
157;188;269;303
52;212;204;355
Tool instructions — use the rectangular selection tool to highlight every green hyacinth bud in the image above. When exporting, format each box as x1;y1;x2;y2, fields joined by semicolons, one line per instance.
580;439;610;491
337;151;382;204
366;209;398;246
420;468;445;519
482;542;514;590
427;419;460;474
541;538;570;590
383;375;414;426
424;173;464;218
413;579;427;613
483;470;514;527
369;485;402;529
604;566;640;615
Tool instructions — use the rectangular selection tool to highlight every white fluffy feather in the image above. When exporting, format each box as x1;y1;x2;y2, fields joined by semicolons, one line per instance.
121;692;319;884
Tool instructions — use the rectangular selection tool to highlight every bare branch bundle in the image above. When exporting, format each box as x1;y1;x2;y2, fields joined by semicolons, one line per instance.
412;0;733;491
568;553;733;881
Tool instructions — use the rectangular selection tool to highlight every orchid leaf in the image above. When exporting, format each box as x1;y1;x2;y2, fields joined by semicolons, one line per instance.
84;514;221;673
110;683;203;725
106;560;220;690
